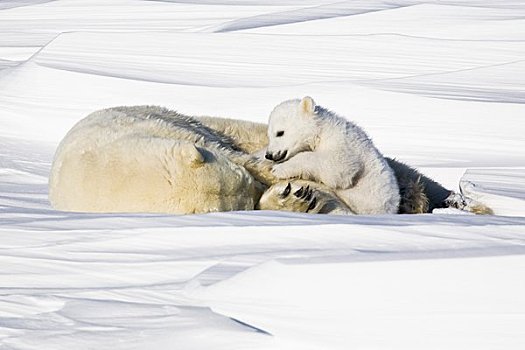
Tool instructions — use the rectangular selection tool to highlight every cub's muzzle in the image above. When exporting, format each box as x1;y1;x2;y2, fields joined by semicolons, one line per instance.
265;150;287;162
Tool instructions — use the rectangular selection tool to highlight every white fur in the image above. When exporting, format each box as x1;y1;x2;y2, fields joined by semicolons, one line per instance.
266;97;400;214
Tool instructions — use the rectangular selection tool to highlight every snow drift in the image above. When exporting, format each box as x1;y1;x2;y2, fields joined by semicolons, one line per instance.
1;1;524;349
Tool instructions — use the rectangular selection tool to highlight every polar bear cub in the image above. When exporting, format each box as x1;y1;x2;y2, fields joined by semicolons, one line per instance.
266;97;400;214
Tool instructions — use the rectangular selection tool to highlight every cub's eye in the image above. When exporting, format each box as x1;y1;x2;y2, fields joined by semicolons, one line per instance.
276;131;284;137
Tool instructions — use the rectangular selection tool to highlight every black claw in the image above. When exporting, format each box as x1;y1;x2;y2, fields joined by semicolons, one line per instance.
304;189;313;201
301;186;310;199
294;186;304;198
306;197;317;213
281;182;292;197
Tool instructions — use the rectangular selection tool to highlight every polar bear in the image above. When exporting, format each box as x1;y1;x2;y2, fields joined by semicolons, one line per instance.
49;106;275;214
265;96;400;214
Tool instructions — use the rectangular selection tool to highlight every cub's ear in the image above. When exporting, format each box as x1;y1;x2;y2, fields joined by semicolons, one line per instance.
300;96;315;115
183;144;205;168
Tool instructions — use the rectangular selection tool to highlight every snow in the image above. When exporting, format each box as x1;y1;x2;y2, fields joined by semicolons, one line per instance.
1;1;524;349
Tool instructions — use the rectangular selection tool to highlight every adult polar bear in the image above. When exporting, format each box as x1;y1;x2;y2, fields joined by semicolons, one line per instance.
49;106;275;214
266;96;400;214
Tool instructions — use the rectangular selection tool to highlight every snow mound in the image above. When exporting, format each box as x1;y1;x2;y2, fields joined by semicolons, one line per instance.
460;168;525;217
194;256;525;349
205;0;403;33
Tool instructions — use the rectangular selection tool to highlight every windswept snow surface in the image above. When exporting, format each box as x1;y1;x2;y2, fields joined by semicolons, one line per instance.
1;1;525;349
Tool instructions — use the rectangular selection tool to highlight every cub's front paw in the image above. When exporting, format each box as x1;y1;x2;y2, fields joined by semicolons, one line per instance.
271;163;295;179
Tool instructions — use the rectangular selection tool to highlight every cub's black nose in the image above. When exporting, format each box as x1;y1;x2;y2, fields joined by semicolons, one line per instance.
272;150;287;163
265;152;273;160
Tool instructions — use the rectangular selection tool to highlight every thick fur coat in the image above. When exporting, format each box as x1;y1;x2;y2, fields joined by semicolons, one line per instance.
49;106;273;214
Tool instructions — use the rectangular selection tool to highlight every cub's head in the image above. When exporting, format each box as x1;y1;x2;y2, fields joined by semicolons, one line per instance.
266;96;318;163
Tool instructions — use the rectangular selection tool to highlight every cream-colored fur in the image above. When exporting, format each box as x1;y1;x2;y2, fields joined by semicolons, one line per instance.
195;116;268;154
49;106;271;214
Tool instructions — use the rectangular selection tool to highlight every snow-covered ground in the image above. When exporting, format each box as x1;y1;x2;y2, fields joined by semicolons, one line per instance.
1;1;524;349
